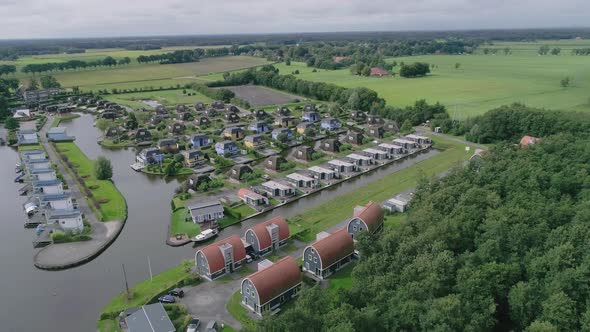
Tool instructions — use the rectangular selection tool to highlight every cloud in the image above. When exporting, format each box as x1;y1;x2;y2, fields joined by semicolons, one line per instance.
1;0;589;39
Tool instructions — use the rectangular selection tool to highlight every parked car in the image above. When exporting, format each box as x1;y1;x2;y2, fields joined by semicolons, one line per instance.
205;320;219;332
158;295;175;304
245;254;253;263
186;318;200;332
168;288;184;298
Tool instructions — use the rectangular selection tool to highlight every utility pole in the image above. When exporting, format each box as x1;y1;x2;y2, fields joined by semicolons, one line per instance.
147;256;153;282
122;263;130;299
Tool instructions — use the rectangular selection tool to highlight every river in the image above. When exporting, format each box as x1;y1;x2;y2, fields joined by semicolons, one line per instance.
0;113;439;331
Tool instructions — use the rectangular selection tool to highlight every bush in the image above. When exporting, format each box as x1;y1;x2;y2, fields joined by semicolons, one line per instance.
97;198;110;204
94;156;113;180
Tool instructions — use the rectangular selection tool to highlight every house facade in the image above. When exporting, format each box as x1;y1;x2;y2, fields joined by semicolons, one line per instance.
347;201;385;239
238;188;269;208
136;148;163;166
271;128;293;140
195;235;246;280
286;173;319;189
182;150;205;167
215;141;239;156
157;138;179;153
302;229;354;279
301;111;320;122
244;216;290;256
223;127;245;140
320;118;341;131
261;181;295;197
392;138;417;150
191;134;211;148
248;121;270;134
319;139;341;153
244;134;266;149
46;209;84;232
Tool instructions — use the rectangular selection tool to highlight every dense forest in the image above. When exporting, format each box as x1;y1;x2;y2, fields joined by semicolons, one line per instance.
247;109;590;332
0;77;19;120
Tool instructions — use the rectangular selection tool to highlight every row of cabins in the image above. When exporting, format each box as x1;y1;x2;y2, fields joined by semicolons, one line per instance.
20;150;84;232
196;202;385;316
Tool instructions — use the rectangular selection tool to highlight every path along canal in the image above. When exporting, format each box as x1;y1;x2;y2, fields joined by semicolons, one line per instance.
0;113;438;331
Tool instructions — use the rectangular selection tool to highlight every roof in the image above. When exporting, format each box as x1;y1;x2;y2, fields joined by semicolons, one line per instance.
520;135;540;146
386;197;408;207
46;209;81;219
247;216;289;250
38;193;71;201
328;159;354;167
308;166;335;174
126;302;175;332
379;143;403;149
405;134;429;140
48;127;67;134
188;201;224;216
158;138;177;145
244;256;301;305
32;179;62;186
215;140;238;149
308;228;354;269
364;148;387;155
370;67;389;76
262;180;291;191
237;188;265;201
352;201;384;233
287;173;315;182
198;235;246;273
393;138;415;145
347;153;372;161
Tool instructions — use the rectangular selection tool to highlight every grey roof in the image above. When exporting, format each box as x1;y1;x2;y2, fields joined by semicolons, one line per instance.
32;179;62;186
46;209;81;219
48;127;67;134
126;302;175;332
38;193;71;201
188;201;224;216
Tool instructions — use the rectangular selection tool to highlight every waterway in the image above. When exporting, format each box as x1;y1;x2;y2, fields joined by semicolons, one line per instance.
0;114;439;331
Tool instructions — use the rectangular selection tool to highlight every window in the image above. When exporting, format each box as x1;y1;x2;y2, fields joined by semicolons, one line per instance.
313;257;317;263
353;225;357;231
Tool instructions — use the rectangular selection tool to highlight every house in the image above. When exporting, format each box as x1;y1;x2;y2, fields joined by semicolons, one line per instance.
254;109;268;120
244;216;290;256
125;302;175;332
328;159;357;173
274;116;296;128
195;102;206;112
224;112;240;123
320;117;341;131
21;150;46;161
238;188;269;208
136;148;163;166
392;138;417;150
186;174;211;191
286;173;319;189
226;105;240;113
248;121;270;134
17;130;38;145
378;143;405;155
296;122;315;135
135;128;152;143
303;104;316;112
223;127;245;140
384;196;409;213
244;134;266;149
366;114;381;125
38;193;74;210
271;128;293;141
212;101;225;109
384;122;399;132
261;181;295;197
229;164;253;181
194;116;211;127
23;88;59;103
28;168;57;181
346;153;373;167
520;135;541;147
276;106;291;116
347;201;384;239
104;126;123;139
46;209;84;232
168;122;185;135
308;166;339;181
47;127;74;141
188;201;225;224
175;104;187;113
205;109;218;117
264;155;286;171
12;108;32;120
32;179;63;195
344;131;364;146
195;235;246;280
350;110;366;122
190;134;211;148
367;125;384;139
215;140;239;156
150;115;165;126
301;111;321;122
181;150;205;167
362;148;389;161
101;111;117;120
319;138;341;153
157;138;179;153
241;256;301;316
405;134;432;146
293;146;313;161
302;229;354;279
176;111;192;122
370;67;389;77
24;158;52;171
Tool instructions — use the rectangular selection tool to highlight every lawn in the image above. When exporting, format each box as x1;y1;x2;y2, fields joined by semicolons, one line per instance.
328;262;356;292
170;208;201;237
289;135;476;242
226;291;256;330
50;113;80;128
55;142;127;221
104;88;213;109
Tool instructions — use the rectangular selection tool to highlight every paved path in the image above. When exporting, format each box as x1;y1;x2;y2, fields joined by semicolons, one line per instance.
33;115;123;270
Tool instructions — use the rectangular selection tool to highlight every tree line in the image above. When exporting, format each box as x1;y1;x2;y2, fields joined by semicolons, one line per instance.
0;64;16;76
0;77;19;120
399;62;431;78
247;108;590;332
21;56;131;74
572;48;590;55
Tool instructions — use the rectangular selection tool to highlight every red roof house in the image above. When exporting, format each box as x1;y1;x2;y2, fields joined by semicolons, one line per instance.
244;216;290;255
195;235;247;280
370;67;390;77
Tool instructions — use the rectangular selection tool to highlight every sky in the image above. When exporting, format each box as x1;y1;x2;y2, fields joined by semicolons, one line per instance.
1;0;589;39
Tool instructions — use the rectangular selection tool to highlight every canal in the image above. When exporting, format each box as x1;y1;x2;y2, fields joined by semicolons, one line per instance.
0;113;439;331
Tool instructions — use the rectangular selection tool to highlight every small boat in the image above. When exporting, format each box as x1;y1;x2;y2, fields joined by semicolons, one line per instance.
193;228;219;243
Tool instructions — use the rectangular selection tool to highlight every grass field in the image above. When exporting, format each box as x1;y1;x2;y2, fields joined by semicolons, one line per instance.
170;208;201;237
289;135;475;242
55;142;126;221
104;89;213;109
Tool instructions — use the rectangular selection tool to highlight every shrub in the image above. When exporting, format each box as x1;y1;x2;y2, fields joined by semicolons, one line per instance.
98;198;110;204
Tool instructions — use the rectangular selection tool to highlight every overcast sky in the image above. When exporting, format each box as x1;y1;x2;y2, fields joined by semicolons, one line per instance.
1;0;589;39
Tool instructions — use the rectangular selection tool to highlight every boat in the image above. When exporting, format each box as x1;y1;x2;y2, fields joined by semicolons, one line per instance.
193;228;219;243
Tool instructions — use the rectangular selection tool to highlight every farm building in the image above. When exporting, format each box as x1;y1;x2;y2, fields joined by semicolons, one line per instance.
195;235;246;280
188;201;225;224
286;173;319;189
264;155;286;171
370;67;389;77
302;229;355;279
261;181;295;197
308;166;339;181
319;138;341;153
347;201;385;239
244;216;290;256
238;188;269;208
345;131;364;146
327;159;357;173
241;256;302;316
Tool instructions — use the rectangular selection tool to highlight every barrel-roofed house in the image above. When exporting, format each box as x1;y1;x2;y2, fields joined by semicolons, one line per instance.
244;216;290;256
302;228;354;279
346;201;384;239
241;256;302;316
195;235;247;280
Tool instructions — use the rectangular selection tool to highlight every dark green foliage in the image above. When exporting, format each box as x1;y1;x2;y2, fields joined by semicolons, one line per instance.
40;75;61;89
376;99;448;126
94;156;113;180
399;62;431;78
4;117;18;130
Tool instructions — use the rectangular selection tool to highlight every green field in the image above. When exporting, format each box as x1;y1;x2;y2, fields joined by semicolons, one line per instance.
104;89;213;109
272;51;590;119
170;208;201;237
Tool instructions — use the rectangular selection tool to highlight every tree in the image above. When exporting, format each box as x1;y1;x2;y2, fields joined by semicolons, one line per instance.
455;62;461;69
400;119;414;133
102;56;117;67
95;118;110;132
40;75;61;89
4;117;18;130
29;79;39;90
538;45;550;55
285;58;291;66
483;48;490;55
560;77;570;87
550;47;561;56
94;156;113;180
276;133;288;143
503;47;511;55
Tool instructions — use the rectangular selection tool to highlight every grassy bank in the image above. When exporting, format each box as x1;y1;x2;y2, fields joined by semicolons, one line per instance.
226;291;256;330
55;142;126;221
290;135;475;242
50;113;81;128
97;260;199;331
170;208;201;237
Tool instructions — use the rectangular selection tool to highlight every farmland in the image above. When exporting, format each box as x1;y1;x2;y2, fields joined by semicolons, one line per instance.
219;85;304;106
103;89;213;109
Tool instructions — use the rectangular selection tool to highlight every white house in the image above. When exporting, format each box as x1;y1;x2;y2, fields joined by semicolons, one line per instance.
362;148;389;160
307;166;339;181
261;181;295;197
346;153;373;166
286;173;319;189
384;197;409;213
188;201;225;224
38;193;74;211
32;180;63;195
392;138;417;150
327;159;357;173
29;168;57;181
46;209;84;232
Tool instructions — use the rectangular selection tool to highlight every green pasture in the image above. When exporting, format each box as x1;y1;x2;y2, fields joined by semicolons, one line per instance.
103;89;213;109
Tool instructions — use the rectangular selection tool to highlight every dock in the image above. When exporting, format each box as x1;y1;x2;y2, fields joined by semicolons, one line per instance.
130;162;145;171
18;183;31;196
33;227;54;248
